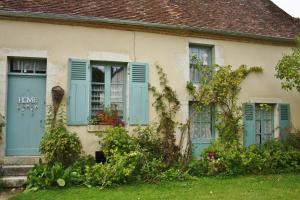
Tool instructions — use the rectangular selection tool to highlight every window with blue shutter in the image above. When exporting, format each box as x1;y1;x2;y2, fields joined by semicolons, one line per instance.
243;103;275;146
129;62;149;125
67;59;90;125
279;104;291;140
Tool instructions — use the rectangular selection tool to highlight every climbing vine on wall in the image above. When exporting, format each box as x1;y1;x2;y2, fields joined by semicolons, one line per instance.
187;56;263;143
149;65;181;166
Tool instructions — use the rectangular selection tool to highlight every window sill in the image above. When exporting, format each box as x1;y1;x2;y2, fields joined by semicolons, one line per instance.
87;124;112;132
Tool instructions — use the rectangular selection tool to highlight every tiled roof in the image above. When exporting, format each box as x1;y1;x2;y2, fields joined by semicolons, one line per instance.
0;0;299;40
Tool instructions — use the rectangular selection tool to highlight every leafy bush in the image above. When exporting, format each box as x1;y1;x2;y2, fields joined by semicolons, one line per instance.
133;125;164;158
98;126;188;183
283;130;300;150
99;127;135;158
85;151;143;188
40;120;82;167
189;139;300;177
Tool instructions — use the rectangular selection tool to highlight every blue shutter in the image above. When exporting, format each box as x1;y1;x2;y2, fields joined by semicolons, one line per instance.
67;59;90;125
129;62;149;125
279;104;291;140
243;103;256;146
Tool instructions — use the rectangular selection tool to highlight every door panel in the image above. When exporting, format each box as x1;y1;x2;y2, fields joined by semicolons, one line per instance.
6;75;46;155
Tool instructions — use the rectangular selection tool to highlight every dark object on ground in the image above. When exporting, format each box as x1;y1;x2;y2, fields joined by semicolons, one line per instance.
95;151;106;164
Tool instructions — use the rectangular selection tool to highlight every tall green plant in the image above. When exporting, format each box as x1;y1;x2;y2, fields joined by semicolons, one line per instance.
187;57;262;143
40;106;82;167
149;65;181;166
275;36;300;92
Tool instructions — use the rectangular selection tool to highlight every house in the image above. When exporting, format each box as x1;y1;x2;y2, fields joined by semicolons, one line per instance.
0;0;299;165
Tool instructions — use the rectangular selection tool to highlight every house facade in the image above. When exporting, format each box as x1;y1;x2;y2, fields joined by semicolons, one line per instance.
0;0;299;163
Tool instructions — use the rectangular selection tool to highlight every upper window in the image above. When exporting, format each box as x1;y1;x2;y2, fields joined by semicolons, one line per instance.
91;62;126;119
9;58;47;74
189;45;212;83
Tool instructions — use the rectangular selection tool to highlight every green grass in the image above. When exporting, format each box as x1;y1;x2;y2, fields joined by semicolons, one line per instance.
11;174;300;200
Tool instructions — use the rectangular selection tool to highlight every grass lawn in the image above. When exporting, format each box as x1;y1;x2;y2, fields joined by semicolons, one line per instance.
10;174;300;200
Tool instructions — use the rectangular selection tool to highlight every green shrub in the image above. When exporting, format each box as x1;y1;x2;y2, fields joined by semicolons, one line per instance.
98;126;187;183
283;130;300;150
99;127;135;157
85;151;143;187
189;139;300;177
40;121;82;167
133;125;164;159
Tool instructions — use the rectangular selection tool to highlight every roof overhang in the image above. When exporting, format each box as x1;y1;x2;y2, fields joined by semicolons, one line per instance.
0;10;297;46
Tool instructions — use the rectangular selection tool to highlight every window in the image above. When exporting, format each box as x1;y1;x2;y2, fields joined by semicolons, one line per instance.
243;103;289;146
255;104;274;144
189;45;212;83
91;62;126;119
189;102;214;139
68;59;149;126
9;58;47;74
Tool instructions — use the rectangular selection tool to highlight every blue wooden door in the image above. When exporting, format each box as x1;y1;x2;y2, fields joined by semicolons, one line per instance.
6;75;46;155
190;105;214;157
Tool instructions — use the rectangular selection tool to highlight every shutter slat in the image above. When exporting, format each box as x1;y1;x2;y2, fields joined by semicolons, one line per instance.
129;62;149;125
132;64;146;83
71;61;87;81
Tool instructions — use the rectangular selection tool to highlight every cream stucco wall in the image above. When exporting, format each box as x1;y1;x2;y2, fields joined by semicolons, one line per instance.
0;19;298;158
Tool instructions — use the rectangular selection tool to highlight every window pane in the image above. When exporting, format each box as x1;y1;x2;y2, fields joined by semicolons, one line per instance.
111;65;125;83
91;83;105;116
190;105;213;139
111;102;124;118
91;64;105;116
35;59;47;74
111;65;125;118
256;134;261;144
92;65;105;83
23;59;34;73
190;65;200;83
10;59;22;73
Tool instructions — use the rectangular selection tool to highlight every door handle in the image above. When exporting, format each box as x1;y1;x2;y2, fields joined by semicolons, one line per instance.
40;119;44;128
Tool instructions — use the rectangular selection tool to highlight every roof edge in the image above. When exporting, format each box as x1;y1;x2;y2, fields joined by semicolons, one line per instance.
0;10;296;44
